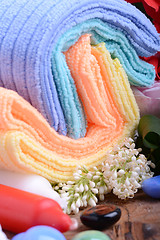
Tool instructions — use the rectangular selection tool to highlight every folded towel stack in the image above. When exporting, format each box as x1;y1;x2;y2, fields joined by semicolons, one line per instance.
0;35;139;182
0;0;159;139
0;0;159;181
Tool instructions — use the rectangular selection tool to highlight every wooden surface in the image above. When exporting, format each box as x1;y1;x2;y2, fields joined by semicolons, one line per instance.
6;190;160;240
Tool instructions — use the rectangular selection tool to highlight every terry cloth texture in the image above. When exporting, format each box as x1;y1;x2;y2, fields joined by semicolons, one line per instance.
0;38;139;182
0;0;159;139
52;19;156;90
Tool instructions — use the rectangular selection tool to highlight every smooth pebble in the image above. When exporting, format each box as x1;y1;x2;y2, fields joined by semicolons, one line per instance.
142;175;160;199
11;225;66;240
71;230;111;240
80;204;121;230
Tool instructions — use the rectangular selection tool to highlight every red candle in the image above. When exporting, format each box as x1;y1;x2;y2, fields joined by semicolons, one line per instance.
0;184;72;233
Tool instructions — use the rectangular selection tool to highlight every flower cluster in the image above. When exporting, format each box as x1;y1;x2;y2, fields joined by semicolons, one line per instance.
53;138;154;214
102;137;154;199
54;166;110;214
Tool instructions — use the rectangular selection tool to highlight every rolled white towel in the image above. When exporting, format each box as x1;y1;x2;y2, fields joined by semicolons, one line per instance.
0;170;67;210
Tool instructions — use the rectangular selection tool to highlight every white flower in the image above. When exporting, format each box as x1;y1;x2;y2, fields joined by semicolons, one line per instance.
91;188;98;194
125;177;130;186
71;202;76;211
99;186;105;194
93;175;100;180
99;194;105;201
103;185;108;194
104;162;110;169
87;173;92;179
93;166;98;171
67;181;75;185
66;208;71;215
112;171;117;179
76;198;81;208
54;185;59;190
77;169;82;175
58;182;63;187
82;195;87;201
83;200;88;207
148;161;156;169
73;173;80;178
75;186;80;192
79;184;84;192
60;192;69;198
62;185;71;191
131;156;137;161
74;175;81;180
84;184;89;191
74;193;79;197
92;195;98;203
74;207;79;214
89;181;95;188
88;198;96;207
130;143;135;149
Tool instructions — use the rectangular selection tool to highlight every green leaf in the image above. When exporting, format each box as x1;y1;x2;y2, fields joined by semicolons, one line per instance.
150;147;160;175
135;136;150;156
136;115;160;175
138;115;160;149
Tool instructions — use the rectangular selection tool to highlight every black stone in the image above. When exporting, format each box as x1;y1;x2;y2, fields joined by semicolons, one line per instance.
80;204;121;230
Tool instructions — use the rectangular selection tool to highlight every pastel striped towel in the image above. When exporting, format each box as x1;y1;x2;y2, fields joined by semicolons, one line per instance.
0;0;159;139
0;36;139;182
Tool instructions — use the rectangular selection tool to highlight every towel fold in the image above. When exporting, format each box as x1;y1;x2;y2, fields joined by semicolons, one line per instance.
0;0;159;139
53;19;156;92
0;38;139;182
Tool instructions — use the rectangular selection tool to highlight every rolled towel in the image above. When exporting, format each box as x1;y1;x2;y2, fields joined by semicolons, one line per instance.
0;0;159;139
53;19;156;89
0;37;139;182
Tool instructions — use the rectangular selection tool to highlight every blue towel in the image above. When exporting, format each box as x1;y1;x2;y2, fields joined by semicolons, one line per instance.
0;0;159;138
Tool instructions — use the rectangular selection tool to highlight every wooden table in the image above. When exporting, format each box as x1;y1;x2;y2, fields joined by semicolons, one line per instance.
6;191;160;240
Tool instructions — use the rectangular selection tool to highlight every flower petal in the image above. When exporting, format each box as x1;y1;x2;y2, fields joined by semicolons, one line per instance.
154;20;160;33
143;0;160;21
132;81;160;117
143;0;160;12
142;53;160;80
